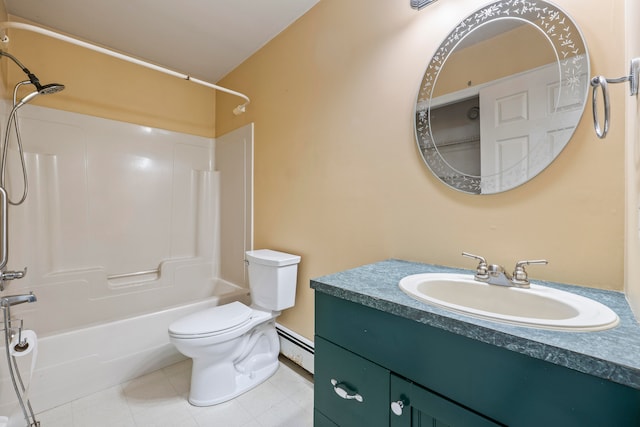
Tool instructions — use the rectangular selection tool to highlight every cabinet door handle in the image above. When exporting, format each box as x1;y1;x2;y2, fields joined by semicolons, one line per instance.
391;399;408;416
330;379;364;402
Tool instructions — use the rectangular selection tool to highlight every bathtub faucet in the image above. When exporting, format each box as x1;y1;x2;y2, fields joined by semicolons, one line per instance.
0;291;36;308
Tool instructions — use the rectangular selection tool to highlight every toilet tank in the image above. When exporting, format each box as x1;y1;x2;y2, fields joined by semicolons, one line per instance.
245;249;301;311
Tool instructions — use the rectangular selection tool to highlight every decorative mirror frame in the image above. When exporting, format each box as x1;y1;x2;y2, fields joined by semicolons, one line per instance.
415;0;589;194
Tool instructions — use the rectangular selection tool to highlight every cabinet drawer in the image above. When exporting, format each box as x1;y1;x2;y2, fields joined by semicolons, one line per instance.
314;336;390;427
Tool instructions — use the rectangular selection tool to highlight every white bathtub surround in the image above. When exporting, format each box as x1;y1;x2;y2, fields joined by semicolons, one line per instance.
216;124;254;288
0;104;254;414
0;105;253;335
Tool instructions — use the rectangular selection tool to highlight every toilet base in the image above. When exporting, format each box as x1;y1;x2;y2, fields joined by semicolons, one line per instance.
188;359;279;406
186;319;281;406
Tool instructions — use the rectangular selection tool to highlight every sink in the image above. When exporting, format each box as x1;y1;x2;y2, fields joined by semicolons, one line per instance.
399;273;619;331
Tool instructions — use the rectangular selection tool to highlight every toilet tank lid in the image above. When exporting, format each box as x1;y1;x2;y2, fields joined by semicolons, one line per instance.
168;302;252;336
245;249;301;266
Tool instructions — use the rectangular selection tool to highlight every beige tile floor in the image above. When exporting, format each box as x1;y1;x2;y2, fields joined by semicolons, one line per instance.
34;357;314;427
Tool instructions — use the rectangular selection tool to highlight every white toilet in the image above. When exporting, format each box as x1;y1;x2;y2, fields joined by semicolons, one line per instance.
168;249;301;406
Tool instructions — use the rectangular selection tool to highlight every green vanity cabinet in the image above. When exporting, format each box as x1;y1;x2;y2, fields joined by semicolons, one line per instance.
314;334;502;427
314;291;640;426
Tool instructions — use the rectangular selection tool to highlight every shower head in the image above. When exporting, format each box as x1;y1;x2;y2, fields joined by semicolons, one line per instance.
10;80;65;110
24;79;65;99
37;82;65;95
14;83;65;109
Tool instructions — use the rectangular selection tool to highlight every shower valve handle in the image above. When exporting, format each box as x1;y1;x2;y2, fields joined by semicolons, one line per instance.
1;267;27;281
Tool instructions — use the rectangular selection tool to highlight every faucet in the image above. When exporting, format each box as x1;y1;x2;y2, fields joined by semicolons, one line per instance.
0;292;37;307
462;252;548;288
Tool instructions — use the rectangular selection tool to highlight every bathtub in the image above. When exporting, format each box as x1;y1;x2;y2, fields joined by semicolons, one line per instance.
0;280;248;415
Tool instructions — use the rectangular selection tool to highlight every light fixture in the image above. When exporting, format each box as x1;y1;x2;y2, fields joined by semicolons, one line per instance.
410;0;438;10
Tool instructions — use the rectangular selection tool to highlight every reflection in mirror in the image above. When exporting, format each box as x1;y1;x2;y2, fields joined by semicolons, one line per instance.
430;97;480;186
415;0;589;194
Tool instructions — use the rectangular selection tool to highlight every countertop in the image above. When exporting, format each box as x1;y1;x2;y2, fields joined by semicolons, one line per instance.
310;259;640;390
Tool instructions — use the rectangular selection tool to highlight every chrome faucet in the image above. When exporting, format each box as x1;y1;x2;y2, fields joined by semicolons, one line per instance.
0;292;36;307
462;252;548;288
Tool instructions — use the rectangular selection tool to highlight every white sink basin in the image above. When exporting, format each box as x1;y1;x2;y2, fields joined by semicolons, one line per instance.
399;273;619;331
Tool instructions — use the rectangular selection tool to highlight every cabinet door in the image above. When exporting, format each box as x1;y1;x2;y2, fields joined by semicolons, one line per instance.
315;337;390;427
390;374;504;427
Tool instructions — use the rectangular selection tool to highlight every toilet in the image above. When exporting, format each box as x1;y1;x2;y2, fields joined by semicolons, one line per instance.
168;249;301;406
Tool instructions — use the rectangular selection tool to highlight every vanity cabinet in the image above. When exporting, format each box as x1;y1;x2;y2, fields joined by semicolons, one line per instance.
313;291;640;426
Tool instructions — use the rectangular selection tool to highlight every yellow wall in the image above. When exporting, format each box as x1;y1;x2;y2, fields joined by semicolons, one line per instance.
625;0;640;316
3;17;216;137
217;0;627;340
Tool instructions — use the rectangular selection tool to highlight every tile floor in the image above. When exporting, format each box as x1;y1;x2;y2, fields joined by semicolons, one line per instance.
34;357;314;427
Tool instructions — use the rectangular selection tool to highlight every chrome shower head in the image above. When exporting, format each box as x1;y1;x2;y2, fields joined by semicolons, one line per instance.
13;82;65;109
37;82;65;95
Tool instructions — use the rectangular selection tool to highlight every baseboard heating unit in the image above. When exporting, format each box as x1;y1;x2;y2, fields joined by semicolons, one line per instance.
276;323;314;374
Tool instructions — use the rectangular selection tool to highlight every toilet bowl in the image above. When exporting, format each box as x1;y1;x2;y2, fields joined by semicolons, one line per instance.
168;249;301;406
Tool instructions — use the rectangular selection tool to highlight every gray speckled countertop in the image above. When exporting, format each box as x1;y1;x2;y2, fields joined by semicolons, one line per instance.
310;259;640;390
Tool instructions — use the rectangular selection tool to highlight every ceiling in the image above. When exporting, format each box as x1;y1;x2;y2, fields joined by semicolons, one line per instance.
4;0;319;83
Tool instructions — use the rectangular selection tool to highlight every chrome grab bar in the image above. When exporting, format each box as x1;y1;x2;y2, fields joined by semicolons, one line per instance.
590;58;640;139
0;186;28;291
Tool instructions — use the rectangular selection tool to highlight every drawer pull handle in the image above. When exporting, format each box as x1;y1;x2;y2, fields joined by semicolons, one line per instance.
331;379;364;402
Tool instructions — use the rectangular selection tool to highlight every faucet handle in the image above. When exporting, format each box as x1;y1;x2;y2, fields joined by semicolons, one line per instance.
0;267;28;291
512;259;548;286
461;252;489;280
1;267;27;281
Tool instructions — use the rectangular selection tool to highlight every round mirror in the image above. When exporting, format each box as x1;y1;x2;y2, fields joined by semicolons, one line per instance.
414;0;589;194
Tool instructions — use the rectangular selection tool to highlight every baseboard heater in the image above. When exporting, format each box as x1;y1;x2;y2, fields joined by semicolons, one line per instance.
276;322;314;374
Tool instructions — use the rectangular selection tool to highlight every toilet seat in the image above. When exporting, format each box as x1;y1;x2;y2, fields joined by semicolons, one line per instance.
169;302;253;339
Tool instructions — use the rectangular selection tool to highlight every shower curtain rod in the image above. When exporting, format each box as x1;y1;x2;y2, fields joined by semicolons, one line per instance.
0;21;250;115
